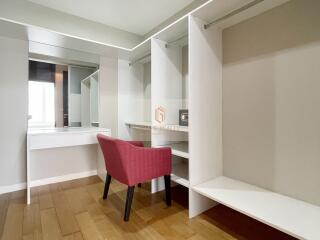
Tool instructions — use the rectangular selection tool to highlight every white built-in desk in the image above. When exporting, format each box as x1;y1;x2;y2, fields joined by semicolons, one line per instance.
27;127;111;204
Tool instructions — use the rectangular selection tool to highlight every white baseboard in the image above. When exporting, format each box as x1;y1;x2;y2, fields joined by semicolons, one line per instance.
97;169;107;182
0;170;98;194
30;170;98;187
0;182;27;195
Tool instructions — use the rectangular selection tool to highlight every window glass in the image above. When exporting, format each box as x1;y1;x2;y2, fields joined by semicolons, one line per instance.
28;81;55;127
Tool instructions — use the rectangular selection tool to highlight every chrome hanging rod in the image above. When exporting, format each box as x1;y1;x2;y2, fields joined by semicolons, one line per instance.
204;0;265;29
165;34;188;48
129;53;151;66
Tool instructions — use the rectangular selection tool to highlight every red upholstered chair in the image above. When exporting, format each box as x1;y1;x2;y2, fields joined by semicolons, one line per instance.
97;134;172;221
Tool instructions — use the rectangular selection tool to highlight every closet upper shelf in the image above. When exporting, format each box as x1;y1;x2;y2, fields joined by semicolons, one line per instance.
192;176;320;240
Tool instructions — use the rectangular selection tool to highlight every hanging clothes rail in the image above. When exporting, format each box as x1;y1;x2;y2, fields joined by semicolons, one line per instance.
129;53;151;66
165;34;188;48
204;0;265;29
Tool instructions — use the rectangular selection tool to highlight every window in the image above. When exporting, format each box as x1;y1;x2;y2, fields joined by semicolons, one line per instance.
28;81;55;127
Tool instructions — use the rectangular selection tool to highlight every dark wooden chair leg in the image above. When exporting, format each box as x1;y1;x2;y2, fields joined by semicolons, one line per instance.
164;175;171;206
103;174;112;200
138;183;142;188
124;186;135;221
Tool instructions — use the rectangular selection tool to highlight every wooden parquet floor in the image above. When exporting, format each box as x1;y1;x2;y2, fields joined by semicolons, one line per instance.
0;176;296;240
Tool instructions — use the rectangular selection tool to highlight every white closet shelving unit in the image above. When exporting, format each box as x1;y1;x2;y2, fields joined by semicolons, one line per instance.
81;69;100;127
118;0;320;239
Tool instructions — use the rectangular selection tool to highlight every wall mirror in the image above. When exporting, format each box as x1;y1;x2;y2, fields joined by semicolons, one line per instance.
28;60;99;128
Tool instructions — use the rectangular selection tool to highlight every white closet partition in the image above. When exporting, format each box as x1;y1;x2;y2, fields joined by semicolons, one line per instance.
188;15;223;217
90;73;99;125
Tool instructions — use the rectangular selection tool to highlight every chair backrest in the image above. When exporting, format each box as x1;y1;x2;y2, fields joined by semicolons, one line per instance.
97;134;131;184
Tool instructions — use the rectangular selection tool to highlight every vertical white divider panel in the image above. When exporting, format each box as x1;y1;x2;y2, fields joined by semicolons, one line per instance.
188;15;223;217
151;38;183;192
81;81;91;126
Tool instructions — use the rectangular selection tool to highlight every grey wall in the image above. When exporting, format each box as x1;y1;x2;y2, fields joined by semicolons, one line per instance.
222;0;320;205
0;36;28;188
30;145;97;180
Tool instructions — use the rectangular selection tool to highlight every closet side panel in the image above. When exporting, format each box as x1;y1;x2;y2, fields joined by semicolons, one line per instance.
189;16;223;187
188;15;223;217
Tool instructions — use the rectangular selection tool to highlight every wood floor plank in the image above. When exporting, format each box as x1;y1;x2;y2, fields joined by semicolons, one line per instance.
23;233;34;240
0;193;11;237
165;211;196;239
23;203;42;237
40;208;63;240
85;182;118;216
64;187;95;214
62;232;84;240
94;216;125;240
1;203;24;240
0;176;298;240
75;212;104;240
39;194;54;210
85;183;105;203
52;191;80;235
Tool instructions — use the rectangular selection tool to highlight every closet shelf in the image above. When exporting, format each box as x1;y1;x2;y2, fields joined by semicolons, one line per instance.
172;162;189;188
125;122;152;131
155;142;188;158
126;122;188;133
192;176;320;240
153;124;188;133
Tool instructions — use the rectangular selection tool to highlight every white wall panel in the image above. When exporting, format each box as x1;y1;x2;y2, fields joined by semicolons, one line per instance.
0;36;28;187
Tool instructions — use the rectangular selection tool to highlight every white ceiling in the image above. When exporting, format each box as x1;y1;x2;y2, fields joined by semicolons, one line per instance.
27;0;196;36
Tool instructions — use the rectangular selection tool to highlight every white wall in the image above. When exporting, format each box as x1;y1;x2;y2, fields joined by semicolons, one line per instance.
30;145;97;181
0;36;28;188
223;0;320;205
